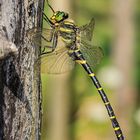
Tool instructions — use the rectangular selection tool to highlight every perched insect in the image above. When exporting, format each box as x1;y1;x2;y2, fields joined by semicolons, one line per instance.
28;0;124;139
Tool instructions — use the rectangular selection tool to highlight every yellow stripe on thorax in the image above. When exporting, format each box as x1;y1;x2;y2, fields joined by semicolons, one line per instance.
64;21;74;26
68;50;74;53
59;27;74;33
76;53;82;57
61;38;72;43
74;49;80;52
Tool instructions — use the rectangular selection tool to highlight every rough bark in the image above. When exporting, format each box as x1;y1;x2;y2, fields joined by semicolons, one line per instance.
0;0;43;139
0;33;17;60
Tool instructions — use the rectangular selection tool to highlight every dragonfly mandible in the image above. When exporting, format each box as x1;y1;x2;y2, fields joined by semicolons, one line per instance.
27;0;124;139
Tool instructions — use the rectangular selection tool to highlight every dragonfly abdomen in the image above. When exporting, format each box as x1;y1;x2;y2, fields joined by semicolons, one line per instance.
74;49;124;140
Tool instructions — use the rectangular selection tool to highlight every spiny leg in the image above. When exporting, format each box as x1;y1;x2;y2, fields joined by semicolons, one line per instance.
46;0;55;13
40;31;58;55
38;6;54;27
41;45;54;55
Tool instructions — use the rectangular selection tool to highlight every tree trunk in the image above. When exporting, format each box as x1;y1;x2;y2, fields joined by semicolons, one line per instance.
41;1;72;140
112;0;136;139
0;0;43;139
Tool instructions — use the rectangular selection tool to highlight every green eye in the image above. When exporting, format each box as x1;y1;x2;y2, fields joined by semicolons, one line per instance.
55;12;64;20
52;11;68;22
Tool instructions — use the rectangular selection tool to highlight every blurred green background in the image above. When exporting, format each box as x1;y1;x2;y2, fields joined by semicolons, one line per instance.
41;0;140;140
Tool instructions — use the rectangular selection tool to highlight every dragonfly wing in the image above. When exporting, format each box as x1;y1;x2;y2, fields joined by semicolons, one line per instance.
40;47;75;74
80;39;103;70
27;28;54;48
79;18;95;41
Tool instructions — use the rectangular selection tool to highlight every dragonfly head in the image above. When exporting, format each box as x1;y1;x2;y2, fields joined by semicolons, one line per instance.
50;11;69;24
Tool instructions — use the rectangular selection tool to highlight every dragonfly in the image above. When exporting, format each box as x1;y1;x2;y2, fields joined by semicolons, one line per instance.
27;0;124;139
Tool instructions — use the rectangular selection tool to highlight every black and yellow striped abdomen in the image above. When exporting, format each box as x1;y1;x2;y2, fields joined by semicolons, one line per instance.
74;49;124;140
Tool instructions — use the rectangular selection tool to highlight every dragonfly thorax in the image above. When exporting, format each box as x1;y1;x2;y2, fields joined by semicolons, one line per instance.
58;20;78;47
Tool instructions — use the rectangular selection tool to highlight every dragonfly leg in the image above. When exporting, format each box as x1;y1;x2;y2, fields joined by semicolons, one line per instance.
41;45;54;55
38;6;54;27
52;32;58;51
41;48;55;56
41;46;49;54
41;30;57;50
39;30;57;55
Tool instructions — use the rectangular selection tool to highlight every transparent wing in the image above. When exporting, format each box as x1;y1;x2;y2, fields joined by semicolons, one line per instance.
80;18;95;41
40;48;75;74
35;37;75;74
80;39;104;70
27;27;54;48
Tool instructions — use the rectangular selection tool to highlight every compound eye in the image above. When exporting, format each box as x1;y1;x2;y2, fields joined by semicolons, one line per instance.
56;12;64;20
64;13;68;18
